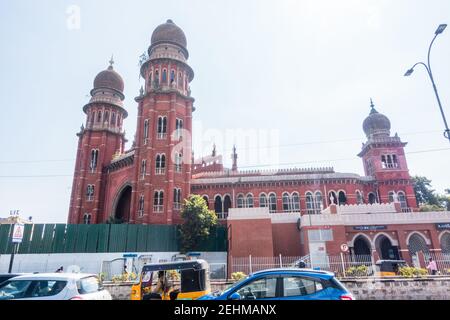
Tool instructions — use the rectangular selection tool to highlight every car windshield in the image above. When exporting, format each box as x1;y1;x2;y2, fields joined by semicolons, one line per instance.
0;280;33;300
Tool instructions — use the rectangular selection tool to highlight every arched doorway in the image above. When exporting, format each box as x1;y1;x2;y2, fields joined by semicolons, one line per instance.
113;185;132;223
375;235;399;260
353;236;371;256
440;232;450;255
408;233;430;267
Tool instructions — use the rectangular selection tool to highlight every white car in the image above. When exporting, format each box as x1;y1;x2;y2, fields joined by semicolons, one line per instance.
0;273;112;300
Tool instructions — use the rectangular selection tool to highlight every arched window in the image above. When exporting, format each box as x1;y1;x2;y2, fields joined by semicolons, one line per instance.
156;154;166;174
388;191;395;203
178;72;183;87
282;192;291;212
269;193;277;213
153;191;164;212
141;160;147;179
111;112;116;126
338;191;347;205
397;191;408;210
104;111;109;123
381;155;387;169
162;69;167;83
91;111;96;125
176;119;183;139
83;213;91;225
223;195;232;214
157;116;167;139
97;111;102;123
90;150;99;172
246;194;254;208
170;70;175;83
305;192;314;214
138;195;144;217
202;196;209;207
175;153;182;172
259;193;268;208
292;192;300;212
214;195;223;214
356;191;364;205
368;192;377;204
328;191;338;205
173;188;181;210
86;185;94;201
154;70;160;88
237;194;245;208
149;72;153;86
143;119;149;143
314;191;323;213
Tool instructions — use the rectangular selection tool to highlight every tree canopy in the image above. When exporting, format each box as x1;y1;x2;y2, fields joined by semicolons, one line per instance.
179;195;218;253
411;175;449;211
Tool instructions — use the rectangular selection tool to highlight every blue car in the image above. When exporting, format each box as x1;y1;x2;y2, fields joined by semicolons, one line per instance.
198;268;355;300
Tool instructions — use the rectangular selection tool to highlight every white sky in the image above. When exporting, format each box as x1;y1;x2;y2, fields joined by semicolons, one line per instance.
0;0;449;222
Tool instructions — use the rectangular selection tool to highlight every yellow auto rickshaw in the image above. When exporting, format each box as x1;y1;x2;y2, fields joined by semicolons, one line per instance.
131;259;210;300
375;259;407;277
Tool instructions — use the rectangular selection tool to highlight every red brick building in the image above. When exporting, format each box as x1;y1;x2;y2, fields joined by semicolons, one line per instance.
68;20;450;264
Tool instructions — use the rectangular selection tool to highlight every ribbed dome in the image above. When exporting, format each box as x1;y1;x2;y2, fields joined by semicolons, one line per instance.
363;101;391;138
151;19;187;49
93;65;124;93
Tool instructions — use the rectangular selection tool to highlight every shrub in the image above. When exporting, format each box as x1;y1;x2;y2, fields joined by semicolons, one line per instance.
398;267;428;278
345;265;368;277
111;272;138;283
231;272;247;281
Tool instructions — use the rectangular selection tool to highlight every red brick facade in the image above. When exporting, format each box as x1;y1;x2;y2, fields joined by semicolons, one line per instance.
67;21;450;263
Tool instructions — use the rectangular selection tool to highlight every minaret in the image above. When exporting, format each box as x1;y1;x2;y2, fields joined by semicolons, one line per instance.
358;99;416;209
231;145;238;172
132;19;195;224
68;59;128;224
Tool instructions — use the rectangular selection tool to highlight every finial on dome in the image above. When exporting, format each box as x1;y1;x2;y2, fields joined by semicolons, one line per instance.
369;98;378;114
108;55;114;69
167;19;174;24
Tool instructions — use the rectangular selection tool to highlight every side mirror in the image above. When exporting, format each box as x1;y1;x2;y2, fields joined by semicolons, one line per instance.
228;292;241;300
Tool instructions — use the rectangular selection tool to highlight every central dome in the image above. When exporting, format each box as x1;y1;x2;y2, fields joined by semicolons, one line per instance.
363;100;391;138
93;65;124;93
151;19;187;49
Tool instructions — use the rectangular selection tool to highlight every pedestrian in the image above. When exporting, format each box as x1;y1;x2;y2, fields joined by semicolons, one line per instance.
426;257;438;275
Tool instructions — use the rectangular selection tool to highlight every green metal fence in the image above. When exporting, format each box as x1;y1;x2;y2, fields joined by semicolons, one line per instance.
0;224;227;254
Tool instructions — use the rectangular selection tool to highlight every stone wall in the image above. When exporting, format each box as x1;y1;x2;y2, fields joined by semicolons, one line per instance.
105;277;450;300
342;277;450;300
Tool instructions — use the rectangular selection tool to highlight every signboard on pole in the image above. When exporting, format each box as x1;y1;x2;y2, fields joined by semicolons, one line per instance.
340;243;349;252
12;223;25;243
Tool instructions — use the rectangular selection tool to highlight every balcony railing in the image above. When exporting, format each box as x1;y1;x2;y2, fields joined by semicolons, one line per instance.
216;212;228;220
157;133;167;140
174;165;182;173
173;203;181;211
153;205;163;213
155;168;166;175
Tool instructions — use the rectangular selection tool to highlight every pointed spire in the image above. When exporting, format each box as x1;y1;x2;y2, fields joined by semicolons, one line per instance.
231;145;238;172
212;143;217;157
369;98;378;114
139;85;144;96
108;55;114;70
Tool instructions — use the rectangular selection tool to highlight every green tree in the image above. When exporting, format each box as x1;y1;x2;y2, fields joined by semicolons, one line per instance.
411;176;440;206
179;195;218;253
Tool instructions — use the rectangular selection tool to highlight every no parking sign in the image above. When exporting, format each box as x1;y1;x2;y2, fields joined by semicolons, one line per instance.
12;223;24;243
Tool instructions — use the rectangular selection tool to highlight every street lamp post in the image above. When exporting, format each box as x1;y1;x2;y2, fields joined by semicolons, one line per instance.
404;24;450;142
